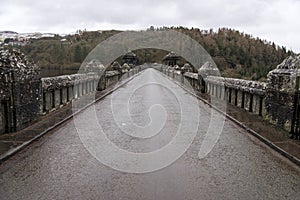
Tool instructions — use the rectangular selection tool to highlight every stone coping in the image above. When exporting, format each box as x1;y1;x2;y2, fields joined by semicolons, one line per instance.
42;71;121;91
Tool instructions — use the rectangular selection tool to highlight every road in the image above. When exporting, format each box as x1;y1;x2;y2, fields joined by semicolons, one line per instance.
1;68;300;200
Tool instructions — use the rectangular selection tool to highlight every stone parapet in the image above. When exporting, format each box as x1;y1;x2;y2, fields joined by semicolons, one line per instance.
206;76;266;96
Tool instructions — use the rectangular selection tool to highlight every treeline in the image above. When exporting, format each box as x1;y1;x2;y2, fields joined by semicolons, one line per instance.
147;27;292;81
19;27;292;80
19;30;121;76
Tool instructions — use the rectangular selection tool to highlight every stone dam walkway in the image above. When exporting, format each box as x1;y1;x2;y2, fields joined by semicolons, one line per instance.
0;68;300;199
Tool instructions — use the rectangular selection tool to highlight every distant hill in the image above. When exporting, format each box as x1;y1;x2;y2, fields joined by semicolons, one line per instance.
0;31;18;34
15;27;292;80
171;27;292;81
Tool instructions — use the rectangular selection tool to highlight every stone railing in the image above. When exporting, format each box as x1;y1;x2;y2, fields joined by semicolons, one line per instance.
40;69;140;114
183;72;201;91
205;76;266;116
41;73;101;114
162;67;266;116
159;63;299;137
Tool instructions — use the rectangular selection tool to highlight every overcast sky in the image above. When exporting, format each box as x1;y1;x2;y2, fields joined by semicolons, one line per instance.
1;0;300;52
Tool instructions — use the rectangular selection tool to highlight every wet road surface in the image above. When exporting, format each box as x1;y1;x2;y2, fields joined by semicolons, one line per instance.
1;68;300;199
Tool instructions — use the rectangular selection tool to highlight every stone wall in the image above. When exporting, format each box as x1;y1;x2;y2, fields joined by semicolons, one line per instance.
159;55;300;137
205;76;266;116
163;68;266;117
40;69;139;114
41;73;100;114
265;54;300;133
0;48;41;133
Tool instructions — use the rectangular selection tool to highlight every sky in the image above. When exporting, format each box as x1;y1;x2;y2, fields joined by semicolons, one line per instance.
1;0;300;52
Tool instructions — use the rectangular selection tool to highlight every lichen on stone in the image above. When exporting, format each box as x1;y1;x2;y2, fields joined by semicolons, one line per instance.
198;61;220;78
0;48;40;81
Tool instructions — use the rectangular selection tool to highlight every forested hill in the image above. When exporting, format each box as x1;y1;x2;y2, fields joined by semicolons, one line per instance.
174;27;292;81
18;27;292;81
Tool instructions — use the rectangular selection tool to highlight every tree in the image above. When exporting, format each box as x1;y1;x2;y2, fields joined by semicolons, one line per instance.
149;26;155;31
73;45;82;63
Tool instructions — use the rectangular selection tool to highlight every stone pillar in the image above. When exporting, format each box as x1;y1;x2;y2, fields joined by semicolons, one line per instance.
0;69;11;133
0;48;41;133
265;54;300;134
84;59;106;91
162;52;180;67
198;61;220;93
181;63;193;74
122;51;138;66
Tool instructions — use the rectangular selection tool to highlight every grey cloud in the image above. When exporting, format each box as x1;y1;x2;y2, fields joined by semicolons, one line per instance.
0;0;299;52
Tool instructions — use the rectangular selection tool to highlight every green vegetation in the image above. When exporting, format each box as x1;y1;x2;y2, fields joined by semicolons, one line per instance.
163;27;291;81
19;30;121;76
18;27;292;80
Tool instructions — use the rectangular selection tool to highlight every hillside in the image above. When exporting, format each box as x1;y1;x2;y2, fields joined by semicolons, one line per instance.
174;27;292;81
14;27;292;80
